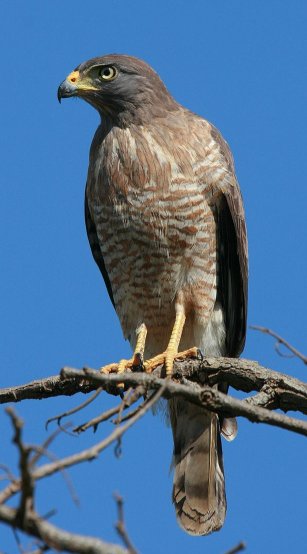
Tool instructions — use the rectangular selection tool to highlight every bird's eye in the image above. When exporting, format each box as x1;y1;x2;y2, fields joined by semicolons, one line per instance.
99;66;117;81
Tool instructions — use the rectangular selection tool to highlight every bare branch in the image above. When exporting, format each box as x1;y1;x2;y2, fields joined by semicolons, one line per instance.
30;444;79;507
1;407;130;553
6;408;35;522
73;404;121;434
29;425;71;468
0;375;96;404
46;388;102;429
73;387;144;434
1;357;306;418
59;367;307;437
114;494;138;554
0;504;128;554
224;541;246;554
0;386;166;505
250;325;307;365
0;463;15;482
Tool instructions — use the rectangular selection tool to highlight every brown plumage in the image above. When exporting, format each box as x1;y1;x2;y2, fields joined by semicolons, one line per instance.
58;54;248;536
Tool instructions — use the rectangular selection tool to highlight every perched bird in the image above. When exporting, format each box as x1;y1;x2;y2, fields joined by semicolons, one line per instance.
58;54;248;536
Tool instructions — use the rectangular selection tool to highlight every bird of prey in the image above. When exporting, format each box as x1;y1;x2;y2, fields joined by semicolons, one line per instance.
58;54;248;536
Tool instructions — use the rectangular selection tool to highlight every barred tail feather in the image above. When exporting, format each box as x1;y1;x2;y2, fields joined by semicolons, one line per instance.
169;398;226;536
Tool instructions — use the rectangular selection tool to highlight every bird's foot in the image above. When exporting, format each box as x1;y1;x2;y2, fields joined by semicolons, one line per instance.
99;352;144;376
99;323;147;376
99;346;198;378
99;353;144;397
144;346;198;376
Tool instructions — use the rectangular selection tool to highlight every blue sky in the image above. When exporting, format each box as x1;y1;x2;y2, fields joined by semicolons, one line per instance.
1;1;306;552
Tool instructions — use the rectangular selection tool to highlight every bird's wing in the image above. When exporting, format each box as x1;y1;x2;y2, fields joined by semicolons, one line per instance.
84;194;115;308
210;124;248;357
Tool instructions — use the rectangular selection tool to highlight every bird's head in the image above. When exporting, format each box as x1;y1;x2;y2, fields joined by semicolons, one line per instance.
57;54;177;125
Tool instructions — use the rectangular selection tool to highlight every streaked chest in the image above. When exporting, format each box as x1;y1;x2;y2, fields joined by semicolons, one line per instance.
86;124;221;252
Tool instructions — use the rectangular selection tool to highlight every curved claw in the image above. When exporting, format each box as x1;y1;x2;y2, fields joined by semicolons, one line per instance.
144;347;199;376
131;352;144;372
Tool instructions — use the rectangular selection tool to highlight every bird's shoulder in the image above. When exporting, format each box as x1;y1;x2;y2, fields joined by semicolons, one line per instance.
181;109;235;171
86;108;242;205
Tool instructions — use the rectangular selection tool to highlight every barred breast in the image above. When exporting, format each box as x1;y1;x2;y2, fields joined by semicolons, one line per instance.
86;113;227;357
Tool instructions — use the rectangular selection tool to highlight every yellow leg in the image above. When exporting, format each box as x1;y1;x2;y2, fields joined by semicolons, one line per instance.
165;311;186;375
99;316;198;379
131;323;147;366
144;312;198;376
100;323;147;375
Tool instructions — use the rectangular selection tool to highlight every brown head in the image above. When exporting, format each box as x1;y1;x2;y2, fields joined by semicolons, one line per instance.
57;54;178;126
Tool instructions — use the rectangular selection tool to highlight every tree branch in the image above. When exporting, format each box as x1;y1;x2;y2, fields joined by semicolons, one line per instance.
6;408;35;524
250;325;307;365
0;375;96;404
0;387;165;505
114;494;138;554
0;406;131;554
1;357;306;448
0;503;128;554
224;541;246;554
1;353;306;551
1;356;306;417
59;367;307;437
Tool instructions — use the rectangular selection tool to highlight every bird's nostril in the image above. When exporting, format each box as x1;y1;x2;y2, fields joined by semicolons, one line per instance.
70;77;76;83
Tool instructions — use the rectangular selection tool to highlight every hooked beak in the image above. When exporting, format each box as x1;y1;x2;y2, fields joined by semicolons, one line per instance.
57;80;78;103
57;70;80;103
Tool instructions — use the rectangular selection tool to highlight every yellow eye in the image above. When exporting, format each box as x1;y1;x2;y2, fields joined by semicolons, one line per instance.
99;66;117;81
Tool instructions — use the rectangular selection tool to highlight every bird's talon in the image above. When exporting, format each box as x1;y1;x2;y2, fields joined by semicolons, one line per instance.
131;352;144;372
197;348;204;361
99;363;118;375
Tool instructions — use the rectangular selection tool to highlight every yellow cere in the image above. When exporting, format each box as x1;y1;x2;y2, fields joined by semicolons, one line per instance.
66;69;97;91
67;70;80;83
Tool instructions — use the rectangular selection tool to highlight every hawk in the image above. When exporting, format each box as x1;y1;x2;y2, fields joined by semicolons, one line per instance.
58;54;248;536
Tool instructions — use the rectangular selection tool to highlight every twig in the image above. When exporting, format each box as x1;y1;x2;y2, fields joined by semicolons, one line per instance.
12;527;23;554
45;387;102;429
27;424;79;506
250;325;307;365
25;545;50;554
74;386;143;434
113;404;143;424
59;368;307;437
1;357;307;418
0;503;128;554
112;387;144;425
29;424;71;468
0;386;166;505
224;541;246;554
0;408;136;553
30;445;79;506
6;407;34;522
0;374;97;404
0;463;15;482
114;494;138;554
74;404;121;434
1;359;305;506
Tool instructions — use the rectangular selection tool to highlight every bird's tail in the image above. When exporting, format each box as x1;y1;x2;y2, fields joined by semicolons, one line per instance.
169;398;226;536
